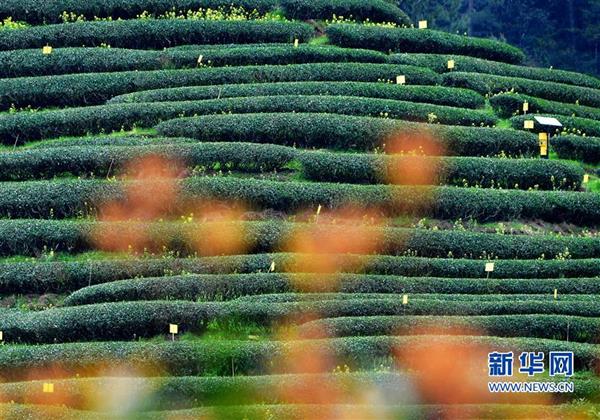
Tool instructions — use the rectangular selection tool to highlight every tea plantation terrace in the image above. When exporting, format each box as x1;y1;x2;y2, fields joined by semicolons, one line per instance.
0;0;598;416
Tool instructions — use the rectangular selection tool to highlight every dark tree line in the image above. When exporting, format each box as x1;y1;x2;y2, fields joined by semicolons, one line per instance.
396;0;600;76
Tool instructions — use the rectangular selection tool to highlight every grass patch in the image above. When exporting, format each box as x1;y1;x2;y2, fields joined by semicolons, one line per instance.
495;118;512;129
308;35;329;46
199;319;274;341
5;128;160;150
142;319;275;344
585;178;600;192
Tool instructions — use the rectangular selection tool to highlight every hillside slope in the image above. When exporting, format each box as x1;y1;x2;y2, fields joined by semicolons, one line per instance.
0;1;599;418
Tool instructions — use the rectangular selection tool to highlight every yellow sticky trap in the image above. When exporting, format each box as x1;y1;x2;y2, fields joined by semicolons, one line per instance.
294;38;299;48
396;75;406;85
538;133;548;156
169;324;178;335
447;59;455;70
583;174;590;184
524;120;534;129
418;20;428;29
402;294;408;305
316;204;322;215
485;262;495;272
269;261;276;272
43;383;54;393
554;289;558;299
42;46;53;55
522;102;529;112
0;331;3;341
197;55;203;64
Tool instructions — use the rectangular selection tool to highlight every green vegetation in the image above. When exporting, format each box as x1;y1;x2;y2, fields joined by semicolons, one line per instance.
2;177;599;222
0;373;599;411
0;219;598;258
2;254;599;294
0;0;279;24
0;0;414;26
300;315;600;343
3;402;600;419
0;142;582;190
0;63;438;109
490;92;600;120
0;337;597;384
299;152;584;190
122;94;497;125
389;53;600;88
4;298;600;343
511;114;600;138
0;46;391;78
327;24;525;64
155;113;537;156
2;110;533;152
280;0;411;25
64;274;600;306
552;135;600;165
25;136;195;149
0;0;598;414
444;72;600;107
0;142;296;180
0;19;312;51
109;81;486;109
388;1;600;78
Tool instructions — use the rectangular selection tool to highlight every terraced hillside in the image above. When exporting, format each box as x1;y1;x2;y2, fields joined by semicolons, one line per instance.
0;1;599;418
